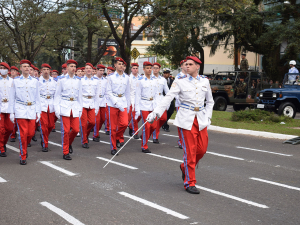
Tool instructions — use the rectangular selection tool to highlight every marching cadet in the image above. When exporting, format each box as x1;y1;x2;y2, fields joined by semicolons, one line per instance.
175;59;187;149
93;64;107;142
0;62;13;157
8;60;41;165
135;61;158;153
147;56;214;194
54;59;82;160
107;66;115;76
76;68;83;78
38;63;57;152
152;62;169;144
128;63;141;139
105;66;115;135
61;63;67;76
79;63;99;149
106;57;130;155
51;70;59;81
34;67;40;78
10;66;19;79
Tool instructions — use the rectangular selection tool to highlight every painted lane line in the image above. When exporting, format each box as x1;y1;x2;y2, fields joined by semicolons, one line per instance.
48;141;62;147
40;161;77;176
6;144;19;153
118;192;189;219
162;134;179;138
195;185;269;209
237;146;292;157
207;151;244;161
147;153;183;163
0;177;7;183
40;202;85;225
97;157;138;170
250;177;300;191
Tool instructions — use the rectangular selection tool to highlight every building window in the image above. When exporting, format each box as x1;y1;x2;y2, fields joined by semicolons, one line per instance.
135;35;143;41
147;36;152;41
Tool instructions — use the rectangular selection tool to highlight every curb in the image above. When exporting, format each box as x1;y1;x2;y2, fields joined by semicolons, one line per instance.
168;119;298;140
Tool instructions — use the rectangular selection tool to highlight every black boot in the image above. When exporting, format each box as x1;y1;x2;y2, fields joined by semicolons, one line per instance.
69;145;73;154
20;160;27;165
129;128;133;136
153;139;159;144
0;152;7;157
186;186;200;194
116;140;121;148
32;136;37;142
63;154;72;160
82;143;89;149
93;137;100;142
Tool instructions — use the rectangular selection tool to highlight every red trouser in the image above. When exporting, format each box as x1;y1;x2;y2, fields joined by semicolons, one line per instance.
108;107;128;150
176;107;182;146
179;117;208;189
53;116;58;129
93;107;106;138
105;105;109;132
10;120;17;139
152;110;167;140
60;113;80;155
0;113;14;153
129;108;141;135
16;119;36;160
140;111;157;150
80;108;95;144
39;109;55;148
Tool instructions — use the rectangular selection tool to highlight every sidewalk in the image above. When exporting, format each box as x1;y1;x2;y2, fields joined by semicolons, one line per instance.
168;119;298;140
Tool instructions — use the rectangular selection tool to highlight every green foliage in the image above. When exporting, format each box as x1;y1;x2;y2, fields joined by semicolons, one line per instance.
231;109;293;123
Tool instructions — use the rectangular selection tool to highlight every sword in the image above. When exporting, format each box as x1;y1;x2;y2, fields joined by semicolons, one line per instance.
103;121;148;168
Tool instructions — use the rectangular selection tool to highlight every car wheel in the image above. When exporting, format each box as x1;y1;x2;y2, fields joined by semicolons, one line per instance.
278;102;296;118
213;96;227;111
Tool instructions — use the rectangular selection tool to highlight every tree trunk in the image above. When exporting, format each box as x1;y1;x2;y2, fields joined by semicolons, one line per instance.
234;36;239;70
86;28;93;63
120;41;131;74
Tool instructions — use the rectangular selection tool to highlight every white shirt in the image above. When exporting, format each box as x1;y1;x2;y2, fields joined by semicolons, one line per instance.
39;77;57;113
97;76;107;107
81;76;100;109
129;73;141;108
53;74;83;118
152;75;169;108
288;67;299;81
153;74;214;131
8;75;41;119
106;71;130;109
0;76;13;113
135;76;158;112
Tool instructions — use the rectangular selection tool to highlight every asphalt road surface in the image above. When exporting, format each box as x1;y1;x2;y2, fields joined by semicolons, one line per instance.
1;120;300;225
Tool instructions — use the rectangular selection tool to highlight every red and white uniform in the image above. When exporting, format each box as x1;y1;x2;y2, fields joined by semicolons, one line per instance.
93;76;107;139
106;71;130;150
152;75;169;140
135;76;158;150
79;76;100;144
153;74;214;189
54;74;82;155
39;77;57;148
8;75;41;160
128;73;141;134
0;76;14;153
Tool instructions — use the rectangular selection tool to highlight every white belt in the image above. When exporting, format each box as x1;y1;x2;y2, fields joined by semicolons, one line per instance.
113;93;124;97
83;95;94;99
141;96;154;101
180;103;204;112
40;94;53;99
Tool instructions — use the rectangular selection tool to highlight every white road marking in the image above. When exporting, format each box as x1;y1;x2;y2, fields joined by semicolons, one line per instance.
118;192;189;219
6;144;19;153
250;177;300;191
162;134;179;138
40;161;77;176
147;153;183;163
237;146;292;157
48;141;62;147
40;202;85;225
195;185;269;209
0;177;7;183
97;157;138;170
206;151;244;161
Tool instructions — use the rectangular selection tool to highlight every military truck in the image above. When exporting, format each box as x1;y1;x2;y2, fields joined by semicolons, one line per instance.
257;73;300;118
210;71;269;111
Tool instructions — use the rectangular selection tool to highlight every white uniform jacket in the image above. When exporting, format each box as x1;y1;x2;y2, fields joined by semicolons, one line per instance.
53;74;83;118
129;73;141;109
81;76;100;110
135;76;159;112
106;71;130;109
97;76;107;108
0;76;13;113
153;75;169;109
153;74;214;131
8;75;41;119
39;77;57;113
175;72;186;108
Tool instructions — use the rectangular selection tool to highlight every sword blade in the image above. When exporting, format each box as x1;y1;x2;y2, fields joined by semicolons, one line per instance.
103;121;148;168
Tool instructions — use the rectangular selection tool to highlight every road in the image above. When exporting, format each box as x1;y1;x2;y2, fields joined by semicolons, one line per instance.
0;121;299;225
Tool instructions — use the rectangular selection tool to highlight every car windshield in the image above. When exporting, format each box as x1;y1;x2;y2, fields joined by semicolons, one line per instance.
283;73;300;86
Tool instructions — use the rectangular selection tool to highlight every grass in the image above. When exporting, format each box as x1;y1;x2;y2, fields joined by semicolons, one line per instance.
170;110;300;136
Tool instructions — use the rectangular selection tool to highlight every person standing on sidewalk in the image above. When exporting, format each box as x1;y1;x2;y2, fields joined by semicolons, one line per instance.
8;60;41;165
146;56;214;194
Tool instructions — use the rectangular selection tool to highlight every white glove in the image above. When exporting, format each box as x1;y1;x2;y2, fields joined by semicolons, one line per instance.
79;111;82;118
10;114;15;123
115;102;124;112
135;111;140;120
95;109;99;116
36;113;41;123
55;110;60;119
146;112;159;124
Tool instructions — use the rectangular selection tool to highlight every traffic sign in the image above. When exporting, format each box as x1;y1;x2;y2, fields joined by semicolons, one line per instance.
131;48;140;60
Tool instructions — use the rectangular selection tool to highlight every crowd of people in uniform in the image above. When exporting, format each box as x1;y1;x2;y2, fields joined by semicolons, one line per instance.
0;56;214;194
